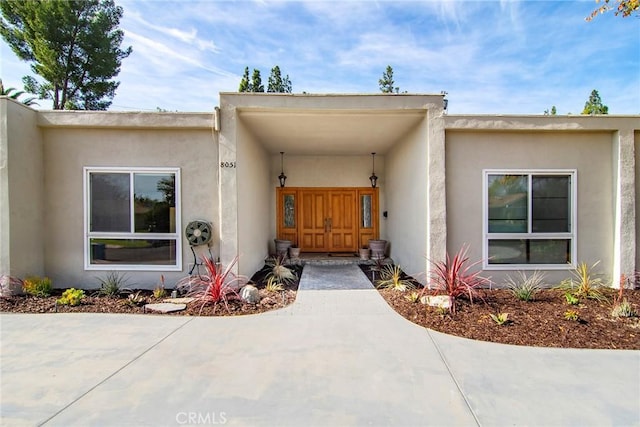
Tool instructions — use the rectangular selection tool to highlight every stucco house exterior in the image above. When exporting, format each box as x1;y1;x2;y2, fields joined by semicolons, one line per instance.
1;93;638;289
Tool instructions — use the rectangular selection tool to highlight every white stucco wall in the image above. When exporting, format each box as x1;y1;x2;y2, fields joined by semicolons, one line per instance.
385;117;430;281
220;93;440;275
236;117;271;277
612;129;636;287
0;98;45;279
5;95;635;291
445;130;615;285
39;113;217;289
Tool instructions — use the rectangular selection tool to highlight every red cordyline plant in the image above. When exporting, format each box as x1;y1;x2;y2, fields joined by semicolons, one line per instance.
176;256;246;315
427;245;491;314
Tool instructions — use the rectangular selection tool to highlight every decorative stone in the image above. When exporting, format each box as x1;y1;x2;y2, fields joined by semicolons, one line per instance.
0;275;23;297
240;285;260;304
420;295;451;309
144;303;186;313
162;297;195;304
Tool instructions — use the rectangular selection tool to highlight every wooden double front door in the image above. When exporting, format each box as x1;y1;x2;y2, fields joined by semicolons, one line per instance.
277;187;379;253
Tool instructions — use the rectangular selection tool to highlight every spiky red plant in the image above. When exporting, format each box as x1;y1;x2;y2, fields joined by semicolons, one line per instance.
427;245;491;314
176;256;245;314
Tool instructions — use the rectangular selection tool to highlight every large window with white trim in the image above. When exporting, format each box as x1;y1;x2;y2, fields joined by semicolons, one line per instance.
84;167;181;270
483;170;576;269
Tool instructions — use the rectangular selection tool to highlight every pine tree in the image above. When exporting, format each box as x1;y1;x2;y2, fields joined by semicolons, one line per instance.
582;89;609;115
0;0;132;110
379;65;399;94
251;69;264;92
267;66;292;93
238;67;251;92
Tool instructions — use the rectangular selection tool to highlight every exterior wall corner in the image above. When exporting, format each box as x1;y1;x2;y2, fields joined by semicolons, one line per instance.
613;129;636;288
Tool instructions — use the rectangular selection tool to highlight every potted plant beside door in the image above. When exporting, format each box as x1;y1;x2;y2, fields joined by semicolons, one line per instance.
289;245;301;260
274;239;292;258
368;239;387;260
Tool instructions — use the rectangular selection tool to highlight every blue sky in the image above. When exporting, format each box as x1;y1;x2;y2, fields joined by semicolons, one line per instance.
1;0;638;114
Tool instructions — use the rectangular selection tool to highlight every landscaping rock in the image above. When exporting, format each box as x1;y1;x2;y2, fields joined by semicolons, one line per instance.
162;297;195;304
0;275;24;297
420;295;451;309
144;303;186;313
240;285;260;304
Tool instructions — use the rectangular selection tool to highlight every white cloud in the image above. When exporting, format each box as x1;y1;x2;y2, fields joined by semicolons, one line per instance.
1;0;637;113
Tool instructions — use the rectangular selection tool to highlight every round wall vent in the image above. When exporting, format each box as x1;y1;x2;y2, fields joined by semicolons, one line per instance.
185;220;213;246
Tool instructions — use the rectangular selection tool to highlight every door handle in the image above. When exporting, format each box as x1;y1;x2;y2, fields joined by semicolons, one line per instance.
324;218;333;232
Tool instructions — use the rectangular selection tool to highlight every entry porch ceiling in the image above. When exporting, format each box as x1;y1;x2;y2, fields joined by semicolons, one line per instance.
237;108;427;155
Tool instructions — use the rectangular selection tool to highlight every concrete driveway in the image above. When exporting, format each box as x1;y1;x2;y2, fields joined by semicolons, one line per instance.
1;264;639;426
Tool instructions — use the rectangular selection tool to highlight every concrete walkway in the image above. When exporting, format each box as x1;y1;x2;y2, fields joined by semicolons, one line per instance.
1;264;639;426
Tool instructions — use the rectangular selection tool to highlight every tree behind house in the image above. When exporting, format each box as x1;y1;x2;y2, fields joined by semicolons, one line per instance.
267;66;292;93
379;65;399;93
238;66;292;93
0;0;132;110
582;89;609;115
238;67;251;92
251;69;264;92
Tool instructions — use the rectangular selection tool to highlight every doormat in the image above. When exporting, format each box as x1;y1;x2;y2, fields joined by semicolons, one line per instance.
328;253;358;257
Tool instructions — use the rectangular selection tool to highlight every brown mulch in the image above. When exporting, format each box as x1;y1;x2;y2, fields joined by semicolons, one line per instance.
359;263;640;350
3;263;639;350
0;264;302;317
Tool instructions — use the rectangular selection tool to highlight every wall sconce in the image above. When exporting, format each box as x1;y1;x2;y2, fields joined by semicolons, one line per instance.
278;151;287;188
369;152;378;188
441;90;449;112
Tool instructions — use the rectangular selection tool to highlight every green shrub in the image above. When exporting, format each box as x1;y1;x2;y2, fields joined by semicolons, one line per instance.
375;265;416;291
611;284;637;318
489;312;509;325
23;276;52;297
564;292;580;305
265;276;285;292
153;275;166;298
95;272;130;298
611;299;637;318
564;310;580;321
57;288;85;306
557;261;608;302
505;271;545;301
266;255;296;285
127;290;147;306
404;291;420;303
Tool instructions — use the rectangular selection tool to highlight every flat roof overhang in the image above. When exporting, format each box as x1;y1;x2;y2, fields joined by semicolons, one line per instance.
236;108;429;155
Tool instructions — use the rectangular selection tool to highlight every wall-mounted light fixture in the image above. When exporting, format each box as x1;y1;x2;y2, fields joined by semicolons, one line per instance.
369;152;378;188
441;90;449;112
278;151;287;187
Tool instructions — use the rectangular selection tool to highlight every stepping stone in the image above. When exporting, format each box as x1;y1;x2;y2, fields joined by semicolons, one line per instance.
145;303;186;313
162;297;195;304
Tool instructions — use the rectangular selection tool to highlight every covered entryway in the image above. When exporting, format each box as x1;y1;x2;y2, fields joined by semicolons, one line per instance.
277;187;378;253
219;93;445;279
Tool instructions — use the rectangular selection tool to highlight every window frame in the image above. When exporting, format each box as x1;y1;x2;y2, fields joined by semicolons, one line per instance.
482;169;577;270
83;167;182;271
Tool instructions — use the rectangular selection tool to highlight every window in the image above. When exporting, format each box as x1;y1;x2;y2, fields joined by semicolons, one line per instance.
483;170;576;269
84;167;181;270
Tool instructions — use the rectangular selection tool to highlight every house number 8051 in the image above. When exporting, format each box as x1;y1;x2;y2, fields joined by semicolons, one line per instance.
220;161;236;168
